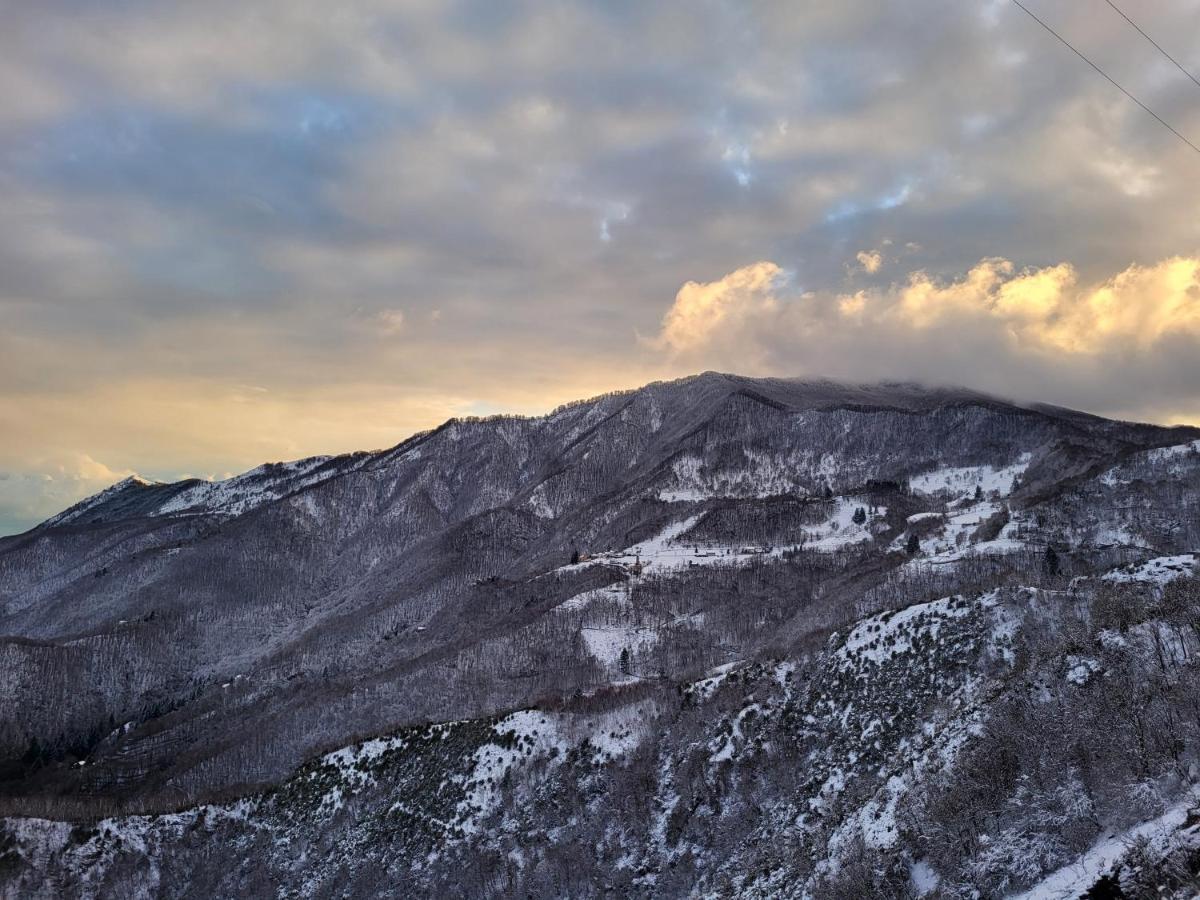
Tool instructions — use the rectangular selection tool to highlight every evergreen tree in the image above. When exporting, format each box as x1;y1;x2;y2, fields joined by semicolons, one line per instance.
570;548;580;565
906;532;920;555
852;507;867;526
619;647;631;676
1044;544;1060;579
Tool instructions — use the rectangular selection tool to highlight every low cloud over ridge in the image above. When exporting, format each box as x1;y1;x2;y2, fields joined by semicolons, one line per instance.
655;254;1200;421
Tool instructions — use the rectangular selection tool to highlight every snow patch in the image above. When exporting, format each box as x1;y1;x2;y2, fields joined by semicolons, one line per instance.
909;455;1030;499
1064;655;1100;686
1102;554;1197;586
837;595;973;667
580;623;658;669
1009;789;1200;900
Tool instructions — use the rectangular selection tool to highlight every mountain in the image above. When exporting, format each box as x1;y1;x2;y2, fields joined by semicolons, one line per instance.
3;371;1200;898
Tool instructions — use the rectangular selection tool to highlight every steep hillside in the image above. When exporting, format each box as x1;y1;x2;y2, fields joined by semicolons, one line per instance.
2;373;1200;898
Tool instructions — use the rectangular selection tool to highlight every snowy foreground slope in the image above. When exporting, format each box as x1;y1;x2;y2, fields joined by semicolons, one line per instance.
3;372;1200;898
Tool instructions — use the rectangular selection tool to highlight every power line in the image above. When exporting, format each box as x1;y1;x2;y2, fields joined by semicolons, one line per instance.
1010;0;1200;156
1102;0;1200;92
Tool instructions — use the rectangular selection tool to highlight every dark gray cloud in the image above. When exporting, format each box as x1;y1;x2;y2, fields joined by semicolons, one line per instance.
2;0;1200;532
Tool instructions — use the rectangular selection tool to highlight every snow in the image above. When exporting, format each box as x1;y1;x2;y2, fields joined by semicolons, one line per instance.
41;475;163;527
990;603;1021;666
525;483;556;519
658;488;708;503
585;705;649;764
1008;789;1199;900
686;661;745;702
910;860;941;896
1100;439;1200;486
902;500;1026;565
157;456;336;518
1089;524;1151;550
1064;655;1100;685
909;455;1031;498
562;499;885;581
837;595;973;667
1102;554;1197;585
803;498;882;551
708;703;762;764
580;623;658;668
598;514;785;571
651;447;886;502
455;706;654;833
860;774;905;848
1145;438;1200;463
456;712;566;835
654;451;806;501
907;511;943;524
557;584;627;613
43;453;368;529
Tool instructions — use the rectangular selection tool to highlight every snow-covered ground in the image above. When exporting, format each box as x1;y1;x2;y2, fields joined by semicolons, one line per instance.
456;711;566;835
1008;788;1200;900
685;661;746;702
606;499;883;570
557;584;628;613
580;623;659;669
456;704;656;833
803;498;884;551
559;497;888;582
157;456;337;518
898;501;1024;566
834;594;974;668
44;455;351;528
909;455;1031;499
553;515;783;576
1087;523;1151;550
1100;439;1200;487
655;451;825;501
1102;554;1197;585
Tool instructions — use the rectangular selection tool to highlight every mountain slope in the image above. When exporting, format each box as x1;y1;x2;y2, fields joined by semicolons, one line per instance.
3;373;1200;898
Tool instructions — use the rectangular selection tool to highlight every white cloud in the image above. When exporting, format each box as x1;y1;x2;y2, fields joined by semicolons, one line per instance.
856;250;883;274
655;262;786;355
650;255;1200;419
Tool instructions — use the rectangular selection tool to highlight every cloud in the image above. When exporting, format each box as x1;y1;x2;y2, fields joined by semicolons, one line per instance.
651;255;1200;420
0;454;137;536
4;1;1200;531
856;250;882;273
655;262;787;355
887;256;1200;355
374;309;406;335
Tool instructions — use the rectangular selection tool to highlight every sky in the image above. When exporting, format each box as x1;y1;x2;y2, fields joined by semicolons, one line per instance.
2;0;1200;534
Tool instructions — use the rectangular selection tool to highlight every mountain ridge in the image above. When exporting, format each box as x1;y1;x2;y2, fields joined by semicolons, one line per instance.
3;373;1200;897
23;372;1198;538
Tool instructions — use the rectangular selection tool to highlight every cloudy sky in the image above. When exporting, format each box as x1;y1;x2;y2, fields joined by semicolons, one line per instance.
2;0;1200;533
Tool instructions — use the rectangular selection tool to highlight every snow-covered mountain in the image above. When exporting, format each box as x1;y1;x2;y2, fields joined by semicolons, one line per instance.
3;372;1200;898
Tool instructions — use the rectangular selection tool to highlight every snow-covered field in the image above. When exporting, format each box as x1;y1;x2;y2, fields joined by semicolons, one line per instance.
909;455;1031;499
898;500;1025;566
580;623;659;669
603;498;884;571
